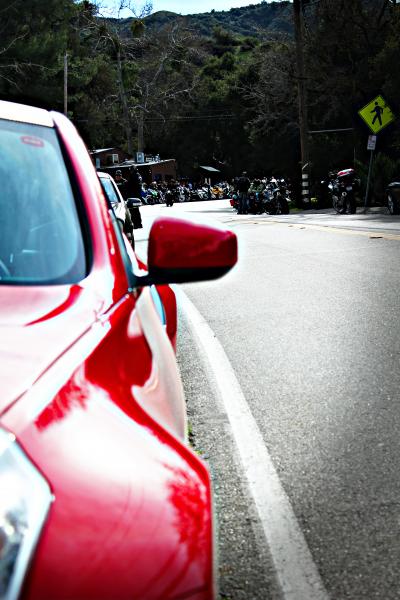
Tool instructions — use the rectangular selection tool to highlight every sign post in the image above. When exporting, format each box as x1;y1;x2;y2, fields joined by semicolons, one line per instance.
358;96;395;212
364;142;375;211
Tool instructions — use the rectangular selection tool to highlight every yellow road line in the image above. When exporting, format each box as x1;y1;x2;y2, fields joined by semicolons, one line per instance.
281;222;400;241
229;217;400;241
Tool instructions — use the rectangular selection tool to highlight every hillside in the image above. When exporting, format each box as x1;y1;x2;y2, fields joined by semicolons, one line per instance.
118;2;293;39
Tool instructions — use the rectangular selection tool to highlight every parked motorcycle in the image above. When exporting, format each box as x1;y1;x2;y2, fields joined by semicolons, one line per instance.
221;184;232;199
248;191;265;214
165;189;174;207
263;179;290;215
386;181;400;215
229;176;291;215
211;185;223;199
230;193;238;211
329;169;358;214
148;188;161;204
181;185;191;202
276;179;291;214
196;188;209;201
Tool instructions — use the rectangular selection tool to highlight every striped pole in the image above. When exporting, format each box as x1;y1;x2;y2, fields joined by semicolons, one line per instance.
294;0;310;207
302;164;309;205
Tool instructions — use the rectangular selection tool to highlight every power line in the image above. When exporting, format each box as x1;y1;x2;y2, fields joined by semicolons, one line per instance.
309;127;354;134
75;114;237;124
144;114;237;123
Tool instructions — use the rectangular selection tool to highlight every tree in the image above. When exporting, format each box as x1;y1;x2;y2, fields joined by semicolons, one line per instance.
80;1;153;155
130;23;205;154
304;0;394;127
302;0;400;175
0;0;74;105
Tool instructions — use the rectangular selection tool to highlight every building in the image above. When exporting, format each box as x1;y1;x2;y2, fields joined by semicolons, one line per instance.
91;147;177;183
101;159;177;184
90;148;130;168
198;165;221;185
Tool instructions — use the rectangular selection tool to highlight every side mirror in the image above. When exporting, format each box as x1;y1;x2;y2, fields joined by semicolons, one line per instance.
127;198;142;208
135;216;237;285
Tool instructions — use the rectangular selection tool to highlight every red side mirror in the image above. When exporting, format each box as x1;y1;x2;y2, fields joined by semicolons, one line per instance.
146;216;237;284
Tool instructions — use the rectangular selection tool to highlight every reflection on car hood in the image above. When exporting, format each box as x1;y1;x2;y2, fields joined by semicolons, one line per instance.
0;284;100;416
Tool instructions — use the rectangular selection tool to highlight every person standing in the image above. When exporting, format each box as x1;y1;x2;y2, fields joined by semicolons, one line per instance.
236;171;251;214
114;169;127;193
125;166;143;229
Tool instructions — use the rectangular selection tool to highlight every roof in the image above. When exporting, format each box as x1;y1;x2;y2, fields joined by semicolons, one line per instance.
142;159;175;167
199;165;220;172
0;100;53;127
91;148;119;154
107;159;175;168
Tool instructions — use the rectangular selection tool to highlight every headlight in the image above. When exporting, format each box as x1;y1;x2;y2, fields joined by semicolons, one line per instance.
0;428;52;600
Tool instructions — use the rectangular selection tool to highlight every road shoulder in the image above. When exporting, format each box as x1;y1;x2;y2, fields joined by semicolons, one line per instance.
177;306;279;600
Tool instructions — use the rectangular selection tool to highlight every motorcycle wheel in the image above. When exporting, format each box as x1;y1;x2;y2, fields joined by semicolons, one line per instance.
280;200;290;214
387;193;400;215
348;198;357;214
332;196;343;214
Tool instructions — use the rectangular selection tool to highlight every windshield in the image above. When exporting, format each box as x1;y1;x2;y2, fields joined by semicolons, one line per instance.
0;120;87;285
99;177;119;206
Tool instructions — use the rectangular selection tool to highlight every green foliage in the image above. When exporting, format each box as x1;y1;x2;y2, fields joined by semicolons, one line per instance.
297;0;400;183
356;152;400;203
0;0;75;105
2;0;400;188
143;2;292;37
130;19;145;37
211;26;240;56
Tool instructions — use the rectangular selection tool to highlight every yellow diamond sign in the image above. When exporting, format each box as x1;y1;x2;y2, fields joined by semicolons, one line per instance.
358;95;395;134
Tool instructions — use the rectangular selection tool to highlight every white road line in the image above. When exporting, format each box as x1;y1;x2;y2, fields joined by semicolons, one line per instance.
177;289;330;600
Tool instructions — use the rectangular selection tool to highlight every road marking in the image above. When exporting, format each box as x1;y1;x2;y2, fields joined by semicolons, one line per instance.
177;289;330;600
282;222;400;241
224;217;400;240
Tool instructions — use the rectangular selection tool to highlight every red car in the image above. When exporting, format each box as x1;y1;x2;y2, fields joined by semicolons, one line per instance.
0;100;237;600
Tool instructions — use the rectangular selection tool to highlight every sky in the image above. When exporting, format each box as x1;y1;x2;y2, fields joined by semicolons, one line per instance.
100;0;268;18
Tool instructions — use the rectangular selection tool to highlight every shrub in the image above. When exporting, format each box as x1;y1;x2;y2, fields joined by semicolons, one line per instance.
356;153;400;204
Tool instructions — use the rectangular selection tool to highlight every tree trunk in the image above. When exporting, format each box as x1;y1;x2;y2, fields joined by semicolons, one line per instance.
116;49;134;156
64;52;68;116
137;109;144;153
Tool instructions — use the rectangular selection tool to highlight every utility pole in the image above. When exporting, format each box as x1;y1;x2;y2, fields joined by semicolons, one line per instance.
63;52;68;116
293;0;310;205
116;48;134;157
137;109;144;154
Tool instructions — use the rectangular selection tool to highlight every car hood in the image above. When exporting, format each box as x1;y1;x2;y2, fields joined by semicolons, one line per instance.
0;284;101;416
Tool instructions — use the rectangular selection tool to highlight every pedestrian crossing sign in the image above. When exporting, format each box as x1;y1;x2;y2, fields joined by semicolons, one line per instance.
358;95;395;134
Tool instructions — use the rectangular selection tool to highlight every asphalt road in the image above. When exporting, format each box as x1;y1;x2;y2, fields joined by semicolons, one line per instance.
136;202;400;600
